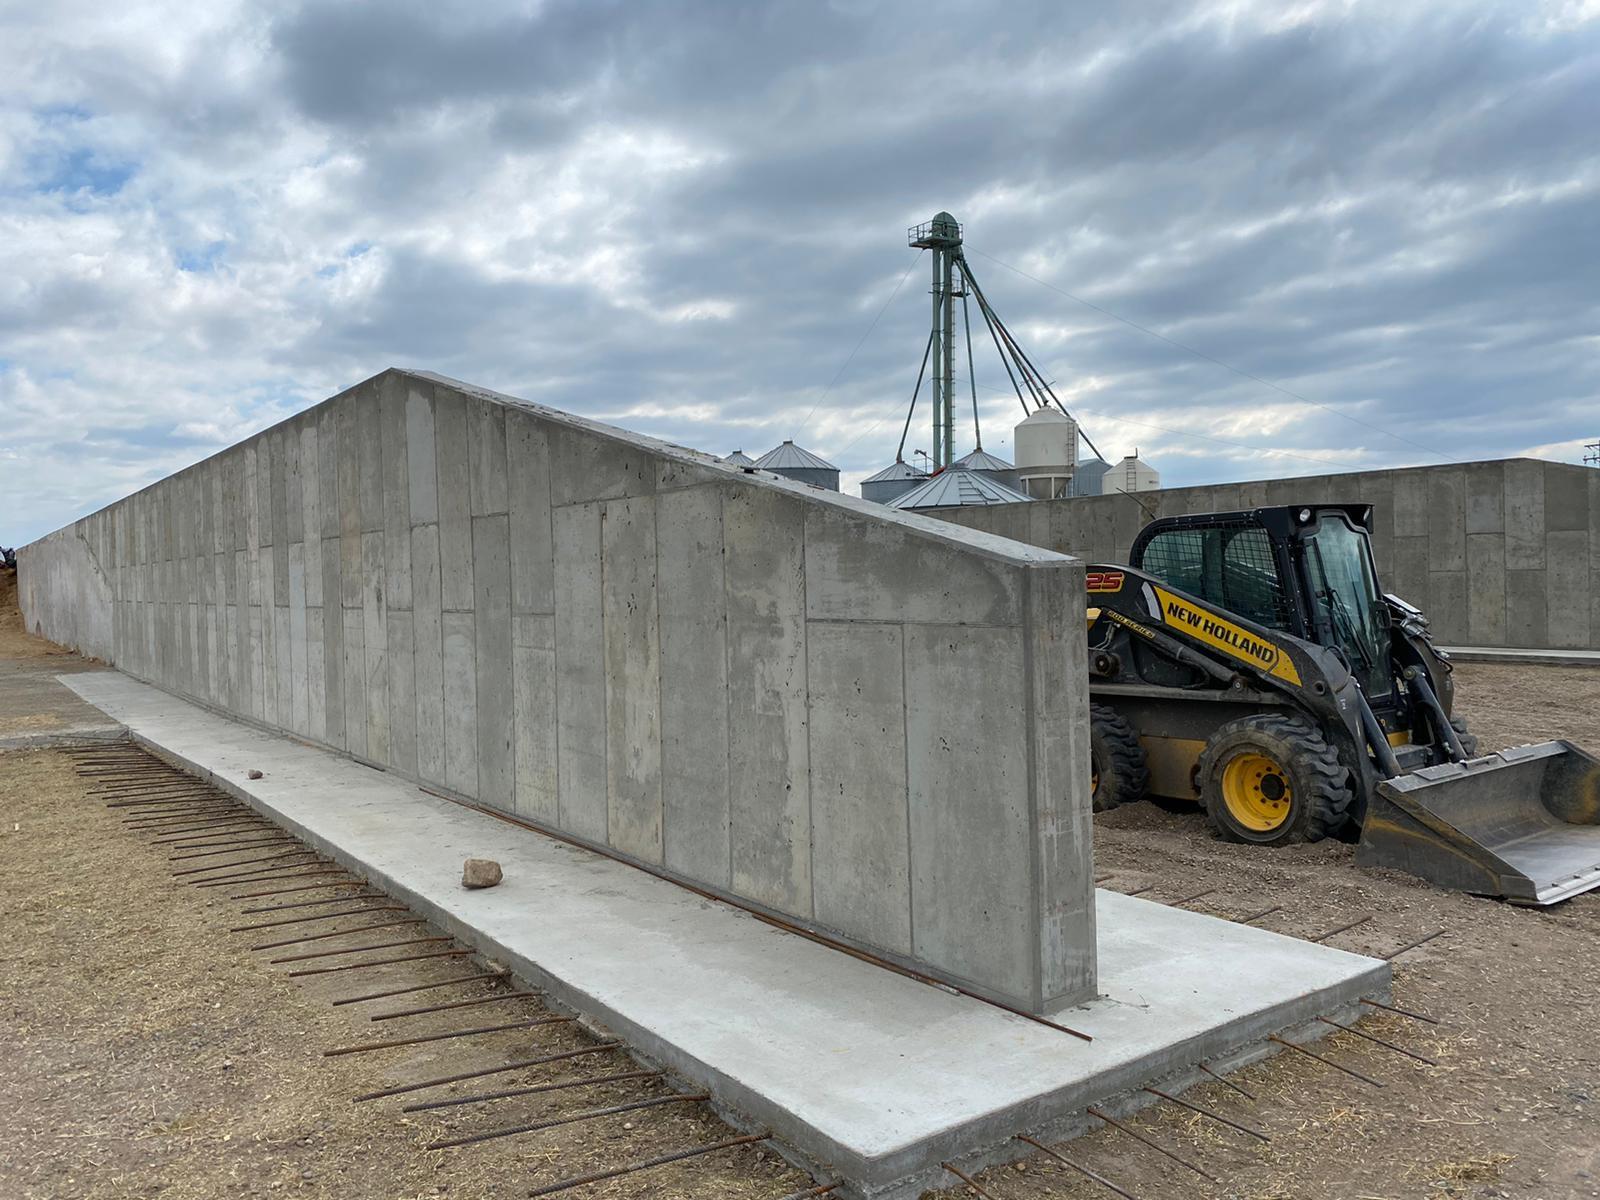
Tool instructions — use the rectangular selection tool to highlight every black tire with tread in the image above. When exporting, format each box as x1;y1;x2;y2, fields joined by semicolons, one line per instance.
1449;714;1480;758
1199;713;1354;845
1090;703;1149;813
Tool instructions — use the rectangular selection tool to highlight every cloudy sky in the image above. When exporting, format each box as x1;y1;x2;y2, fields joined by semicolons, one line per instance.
2;0;1597;544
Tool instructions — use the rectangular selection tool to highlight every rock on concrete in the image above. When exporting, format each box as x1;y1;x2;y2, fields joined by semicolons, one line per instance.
462;857;503;889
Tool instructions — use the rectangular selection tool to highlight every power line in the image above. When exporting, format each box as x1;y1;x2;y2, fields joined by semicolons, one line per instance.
799;250;925;434
970;248;1457;466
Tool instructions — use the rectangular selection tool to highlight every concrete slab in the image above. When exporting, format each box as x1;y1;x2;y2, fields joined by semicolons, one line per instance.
60;670;1390;1199
1441;645;1600;666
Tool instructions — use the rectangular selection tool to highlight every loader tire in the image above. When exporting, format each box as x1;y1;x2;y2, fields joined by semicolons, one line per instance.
1199;714;1353;845
1090;703;1148;813
1449;715;1480;758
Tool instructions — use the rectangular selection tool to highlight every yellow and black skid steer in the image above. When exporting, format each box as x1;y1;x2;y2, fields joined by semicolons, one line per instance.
1085;503;1600;905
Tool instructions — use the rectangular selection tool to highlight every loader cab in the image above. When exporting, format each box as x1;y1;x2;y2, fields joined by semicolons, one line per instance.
1130;505;1395;702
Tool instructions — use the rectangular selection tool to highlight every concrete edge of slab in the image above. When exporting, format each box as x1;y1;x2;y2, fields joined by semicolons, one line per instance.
120;722;1393;1199
0;726;126;753
1440;645;1600;667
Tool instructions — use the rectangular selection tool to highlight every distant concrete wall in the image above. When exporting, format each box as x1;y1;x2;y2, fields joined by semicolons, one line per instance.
927;459;1600;650
19;369;1095;1012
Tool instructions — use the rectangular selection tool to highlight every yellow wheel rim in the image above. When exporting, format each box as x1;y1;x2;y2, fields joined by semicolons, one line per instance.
1221;752;1293;833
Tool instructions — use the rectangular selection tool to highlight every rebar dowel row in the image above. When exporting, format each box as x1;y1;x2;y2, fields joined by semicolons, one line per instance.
1086;1106;1217;1183
426;1091;708;1150
523;1133;771;1198
1268;1034;1385;1088
1014;1135;1137;1200
323;1015;572;1057
353;1041;621;1101
402;1068;664;1113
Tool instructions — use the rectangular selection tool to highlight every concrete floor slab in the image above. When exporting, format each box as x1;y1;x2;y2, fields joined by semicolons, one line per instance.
0;657;124;750
60;670;1390;1198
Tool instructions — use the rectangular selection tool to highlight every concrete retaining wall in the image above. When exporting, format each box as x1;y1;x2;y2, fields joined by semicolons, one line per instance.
928;459;1600;651
19;368;1095;1012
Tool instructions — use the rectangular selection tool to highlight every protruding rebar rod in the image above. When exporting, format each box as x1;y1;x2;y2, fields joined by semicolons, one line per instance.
1316;1016;1437;1065
426;1092;708;1151
171;839;298;862
230;879;367;900
231;905;407;933
333;970;508;1006
238;891;387;915
1168;889;1216;908
1142;1086;1269;1140
941;1163;1002;1198
1124;884;1154;897
1268;1034;1385;1088
1085;1106;1218;1182
198;866;348;889
174;850;317;877
1385;929;1445;960
1238;905;1282;925
1198;1061;1256;1100
1015;1135;1137;1200
1310;915;1372;943
354;1040;619;1101
270;934;453;965
287;947;470;978
522;1132;771;1198
402;1068;662;1112
323;1015;571;1057
1359;996;1440;1025
169;833;289;852
250;918;427;951
371;989;540;1021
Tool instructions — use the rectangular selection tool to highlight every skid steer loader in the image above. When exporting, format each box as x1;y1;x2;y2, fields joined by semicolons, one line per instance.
1085;503;1600;905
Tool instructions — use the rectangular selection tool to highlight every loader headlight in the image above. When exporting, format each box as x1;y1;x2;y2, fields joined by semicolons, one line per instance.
1298;507;1312;523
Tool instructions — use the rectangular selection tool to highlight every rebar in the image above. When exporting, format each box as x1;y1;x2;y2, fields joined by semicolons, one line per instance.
1168;889;1216;907
1238;905;1282;924
1268;1034;1385;1088
354;1041;621;1101
1086;1106;1217;1182
1310;915;1372;943
941;1163;1002;1198
198;866;349;889
1316;1016;1437;1065
238;891;387;915
371;989;539;1021
170;839;298;862
231;905;407;933
173;850;317;878
287;947;471;978
1385;929;1445;960
426;1091;708;1151
323;1014;570;1057
249;918;427;950
1197;1061;1256;1100
1359;996;1440;1025
402;1068;662;1112
270;934;453;965
229;879;367;900
1142;1086;1269;1140
1014;1135;1137;1200
522;1133;770;1198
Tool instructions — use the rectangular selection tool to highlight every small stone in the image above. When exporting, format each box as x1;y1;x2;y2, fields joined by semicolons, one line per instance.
462;858;504;889
247;769;264;780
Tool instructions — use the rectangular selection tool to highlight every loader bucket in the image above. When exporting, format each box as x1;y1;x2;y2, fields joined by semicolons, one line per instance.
1357;741;1600;905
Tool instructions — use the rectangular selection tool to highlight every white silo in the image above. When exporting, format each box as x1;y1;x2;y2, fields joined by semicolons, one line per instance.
1013;408;1078;500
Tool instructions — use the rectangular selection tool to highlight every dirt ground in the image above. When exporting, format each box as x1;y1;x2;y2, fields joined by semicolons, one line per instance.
4;563;1600;1200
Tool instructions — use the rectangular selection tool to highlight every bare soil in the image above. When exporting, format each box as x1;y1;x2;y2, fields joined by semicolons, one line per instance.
4;566;1600;1200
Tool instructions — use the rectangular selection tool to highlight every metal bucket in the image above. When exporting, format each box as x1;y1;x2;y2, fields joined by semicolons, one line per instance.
1357;741;1600;905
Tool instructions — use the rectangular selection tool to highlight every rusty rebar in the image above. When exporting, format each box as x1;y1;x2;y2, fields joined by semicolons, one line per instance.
197;866;348;889
173;850;317;878
287;947;471;978
371;989;539;1021
270;934;453;965
231;905;407;933
250;918;428;951
354;1040;621;1101
1124;884;1154;897
323;1014;570;1057
1014;1135;1137;1199
402;1068;662;1112
229;879;367;900
1385;929;1445;960
1316;1017;1437;1065
1309;915;1372;943
333;970;508;1006
167;831;285;850
426;1091;708;1150
151;820;272;841
1142;1086;1269;1140
773;1187;839;1200
171;839;299;862
1359;996;1440;1025
1167;889;1216;907
1268;1034;1384;1088
522;1133;770;1198
238;891;386;915
1237;905;1282;924
941;1163;1002;1198
1197;1061;1256;1100
1085;1106;1217;1182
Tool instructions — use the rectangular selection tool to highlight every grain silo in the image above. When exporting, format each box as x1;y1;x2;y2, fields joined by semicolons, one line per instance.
888;466;1032;510
951;448;1021;492
753;440;840;491
1013;408;1078;499
722;449;756;467
860;460;928;505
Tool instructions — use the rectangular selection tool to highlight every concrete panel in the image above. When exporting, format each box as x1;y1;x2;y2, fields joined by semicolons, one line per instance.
1391;470;1428;538
600;497;664;863
1427;571;1467;645
443;610;479;797
379;373;412;612
906;623;1032;1002
1465;461;1504;534
1426;468;1465;573
285;420;303;549
806;622;910;955
337;397;362;610
1465;534;1507;646
473;514;515;811
1387;535;1430;610
405;378;439;525
341;605;366;759
289;543;308;735
549;423;657;507
318;403;340;540
512;612;559;823
306;605;325;742
723;486;811;917
656;485;731;888
1546;463;1590;533
299;421;322;608
553;502;608;842
258;546;276;725
361;529;389;764
434;388;475;611
387;610;417;777
356;382;384;534
1505;459;1545;570
1506;569;1548;648
506;410;555;616
1547;530;1591;649
804;506;1020;626
319;536;344;748
469;399;509;517
412;523;446;784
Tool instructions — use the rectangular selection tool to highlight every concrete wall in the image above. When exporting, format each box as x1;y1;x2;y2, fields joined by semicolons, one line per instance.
19;369;1095;1012
928;459;1600;651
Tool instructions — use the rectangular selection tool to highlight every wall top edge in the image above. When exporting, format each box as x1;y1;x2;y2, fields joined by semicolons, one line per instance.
23;367;1079;572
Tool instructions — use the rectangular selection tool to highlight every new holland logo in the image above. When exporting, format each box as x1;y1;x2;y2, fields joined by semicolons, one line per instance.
1152;586;1302;686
